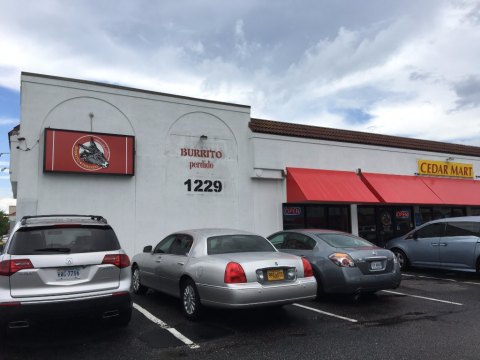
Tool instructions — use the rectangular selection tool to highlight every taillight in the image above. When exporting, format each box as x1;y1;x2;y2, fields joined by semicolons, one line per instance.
0;259;34;276
301;257;314;277
329;253;356;267
102;254;131;268
224;262;247;283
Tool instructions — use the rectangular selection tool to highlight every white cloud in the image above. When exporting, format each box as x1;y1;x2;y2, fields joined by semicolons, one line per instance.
0;197;15;214
0;0;479;146
0;117;17;125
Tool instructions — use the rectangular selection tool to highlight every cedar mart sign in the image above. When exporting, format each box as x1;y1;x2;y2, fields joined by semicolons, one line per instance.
417;160;474;179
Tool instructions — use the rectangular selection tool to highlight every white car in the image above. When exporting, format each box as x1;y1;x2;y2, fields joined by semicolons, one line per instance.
0;215;132;336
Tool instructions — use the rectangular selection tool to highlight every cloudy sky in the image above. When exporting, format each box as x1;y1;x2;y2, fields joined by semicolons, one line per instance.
1;0;480;212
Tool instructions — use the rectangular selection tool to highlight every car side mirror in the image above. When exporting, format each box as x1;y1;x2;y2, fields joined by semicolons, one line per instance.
143;245;153;253
407;233;418;240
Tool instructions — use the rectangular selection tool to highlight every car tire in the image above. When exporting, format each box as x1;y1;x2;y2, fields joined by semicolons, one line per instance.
181;279;202;320
392;249;409;271
132;266;148;295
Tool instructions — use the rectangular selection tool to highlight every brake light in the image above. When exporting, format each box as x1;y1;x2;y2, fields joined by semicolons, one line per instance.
329;253;356;267
102;254;131;268
301;257;314;277
0;259;34;276
224;262;247;283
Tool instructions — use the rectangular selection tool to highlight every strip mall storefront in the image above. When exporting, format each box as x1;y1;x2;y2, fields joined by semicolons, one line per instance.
282;166;480;246
8;73;480;254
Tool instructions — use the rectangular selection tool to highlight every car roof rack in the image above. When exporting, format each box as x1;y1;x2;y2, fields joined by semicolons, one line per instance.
20;215;107;225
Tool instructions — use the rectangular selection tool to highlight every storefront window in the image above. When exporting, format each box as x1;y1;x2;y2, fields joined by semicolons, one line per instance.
282;204;350;232
305;206;326;228
419;207;466;224
471;207;480;216
282;205;305;230
305;205;350;232
358;207;376;242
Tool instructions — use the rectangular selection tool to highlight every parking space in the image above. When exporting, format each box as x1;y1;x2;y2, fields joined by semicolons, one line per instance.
3;269;480;359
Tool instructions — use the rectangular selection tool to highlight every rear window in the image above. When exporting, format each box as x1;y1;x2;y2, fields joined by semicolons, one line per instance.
9;226;121;255
315;233;374;248
445;222;480;237
207;235;276;255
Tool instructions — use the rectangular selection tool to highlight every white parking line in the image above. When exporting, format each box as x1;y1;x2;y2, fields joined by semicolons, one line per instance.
403;273;480;286
292;303;358;323
133;303;200;349
381;290;463;306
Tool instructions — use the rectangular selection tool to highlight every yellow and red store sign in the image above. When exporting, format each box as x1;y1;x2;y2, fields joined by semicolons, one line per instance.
417;160;474;179
44;128;135;176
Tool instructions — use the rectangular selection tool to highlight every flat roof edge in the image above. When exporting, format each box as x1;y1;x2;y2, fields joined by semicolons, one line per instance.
21;72;251;109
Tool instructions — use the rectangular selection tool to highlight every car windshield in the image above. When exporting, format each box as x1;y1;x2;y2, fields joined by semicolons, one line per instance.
315;233;374;248
207;234;276;255
9;226;120;255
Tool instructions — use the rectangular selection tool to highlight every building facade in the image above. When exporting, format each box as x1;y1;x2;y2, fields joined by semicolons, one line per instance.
8;73;480;255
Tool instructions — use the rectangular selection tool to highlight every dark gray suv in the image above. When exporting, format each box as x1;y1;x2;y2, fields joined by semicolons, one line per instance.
0;215;132;335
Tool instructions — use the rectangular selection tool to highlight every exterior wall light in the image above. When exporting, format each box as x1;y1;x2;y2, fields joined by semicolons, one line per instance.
200;135;208;140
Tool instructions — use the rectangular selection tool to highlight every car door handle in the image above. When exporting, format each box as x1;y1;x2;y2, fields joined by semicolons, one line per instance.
438;243;447;246
177;262;185;266
155;257;162;262
431;243;439;246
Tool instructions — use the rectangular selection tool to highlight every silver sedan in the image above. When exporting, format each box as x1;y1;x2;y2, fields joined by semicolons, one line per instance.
131;229;317;319
268;229;401;297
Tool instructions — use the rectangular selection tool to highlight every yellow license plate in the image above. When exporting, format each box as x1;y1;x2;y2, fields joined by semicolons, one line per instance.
267;269;284;281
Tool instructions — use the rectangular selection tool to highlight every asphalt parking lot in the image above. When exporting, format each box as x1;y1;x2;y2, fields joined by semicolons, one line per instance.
2;269;480;360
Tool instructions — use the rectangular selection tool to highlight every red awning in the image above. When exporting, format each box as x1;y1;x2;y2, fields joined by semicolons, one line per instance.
421;177;480;205
361;173;443;205
286;168;380;203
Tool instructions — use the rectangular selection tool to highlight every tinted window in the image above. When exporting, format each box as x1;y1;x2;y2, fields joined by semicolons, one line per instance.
268;233;288;249
284;233;316;250
10;226;120;255
154;235;175;254
414;223;445;239
445;222;480;237
167;234;193;256
207;235;275;255
315;233;373;248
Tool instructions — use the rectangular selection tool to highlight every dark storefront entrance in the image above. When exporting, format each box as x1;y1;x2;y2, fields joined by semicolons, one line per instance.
357;206;414;247
282;204;351;233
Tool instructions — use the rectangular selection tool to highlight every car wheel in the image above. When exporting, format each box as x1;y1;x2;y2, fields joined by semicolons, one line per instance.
132;266;148;295
392;249;409;271
181;279;202;320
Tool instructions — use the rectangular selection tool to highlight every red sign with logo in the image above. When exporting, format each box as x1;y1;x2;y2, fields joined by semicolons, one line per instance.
43;128;135;175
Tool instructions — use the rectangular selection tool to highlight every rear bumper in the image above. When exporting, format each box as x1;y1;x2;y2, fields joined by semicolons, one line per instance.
197;277;317;308
0;292;132;329
323;267;402;294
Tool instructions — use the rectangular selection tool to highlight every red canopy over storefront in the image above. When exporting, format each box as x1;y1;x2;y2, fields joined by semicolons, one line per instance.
286;168;380;203
361;173;443;205
286;167;480;206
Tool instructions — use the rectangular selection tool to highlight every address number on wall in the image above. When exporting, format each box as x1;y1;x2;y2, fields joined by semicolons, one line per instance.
184;179;223;193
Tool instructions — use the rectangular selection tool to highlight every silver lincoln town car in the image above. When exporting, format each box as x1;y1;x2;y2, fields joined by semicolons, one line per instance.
131;228;317;319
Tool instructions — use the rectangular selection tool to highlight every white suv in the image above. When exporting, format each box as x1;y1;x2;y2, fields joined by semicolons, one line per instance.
0;215;132;335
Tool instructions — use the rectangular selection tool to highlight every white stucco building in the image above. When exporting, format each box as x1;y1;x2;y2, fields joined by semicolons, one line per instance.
8;73;480;255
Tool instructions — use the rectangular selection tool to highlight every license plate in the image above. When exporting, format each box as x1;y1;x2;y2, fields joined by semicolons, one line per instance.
370;261;383;271
267;269;284;281
57;268;81;280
